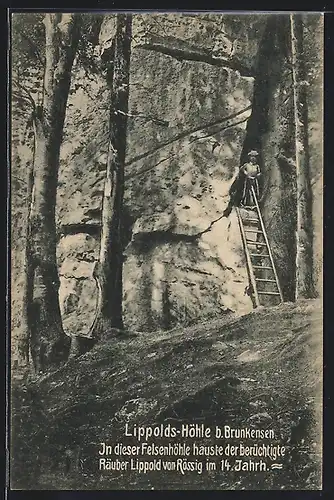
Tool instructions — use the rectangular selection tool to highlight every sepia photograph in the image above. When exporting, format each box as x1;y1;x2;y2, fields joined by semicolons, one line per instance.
9;11;323;490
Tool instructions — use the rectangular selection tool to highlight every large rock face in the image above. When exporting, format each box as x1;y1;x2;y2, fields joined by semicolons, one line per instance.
11;13;323;346
56;13;270;335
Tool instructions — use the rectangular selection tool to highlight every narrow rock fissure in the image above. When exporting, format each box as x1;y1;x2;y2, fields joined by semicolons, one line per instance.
240;15;297;301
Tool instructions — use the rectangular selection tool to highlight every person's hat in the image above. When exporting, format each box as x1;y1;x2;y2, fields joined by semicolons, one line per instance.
248;150;259;156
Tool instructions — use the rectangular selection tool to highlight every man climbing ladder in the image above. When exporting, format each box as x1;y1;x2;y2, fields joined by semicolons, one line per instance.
222;150;283;308
223;150;262;217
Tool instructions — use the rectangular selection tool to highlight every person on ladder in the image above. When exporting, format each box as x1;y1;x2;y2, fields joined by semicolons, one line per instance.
223;150;262;217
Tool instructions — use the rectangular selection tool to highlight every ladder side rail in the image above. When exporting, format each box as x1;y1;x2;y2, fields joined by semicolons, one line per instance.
251;185;284;302
236;207;261;308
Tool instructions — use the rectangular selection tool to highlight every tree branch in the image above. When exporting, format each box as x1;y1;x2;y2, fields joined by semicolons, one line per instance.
12;174;28;186
126;113;251;180
125;150;179;181
20;31;45;68
12;91;34;107
188;116;250;146
13;79;37;113
125;104;252;169
115;109;169;126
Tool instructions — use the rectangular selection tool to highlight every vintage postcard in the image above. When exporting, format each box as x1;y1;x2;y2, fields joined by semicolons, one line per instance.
9;11;323;490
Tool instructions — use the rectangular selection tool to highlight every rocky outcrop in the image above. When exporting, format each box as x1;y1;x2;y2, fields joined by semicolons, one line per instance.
11;13;323;343
99;13;267;76
57;233;99;335
56;14;271;334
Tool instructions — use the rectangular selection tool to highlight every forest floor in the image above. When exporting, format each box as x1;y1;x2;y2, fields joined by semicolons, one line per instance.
11;298;322;490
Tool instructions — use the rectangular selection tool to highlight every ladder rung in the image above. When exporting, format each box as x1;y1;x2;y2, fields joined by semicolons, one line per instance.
237;189;283;304
246;241;267;246
242;218;259;224
250;253;270;257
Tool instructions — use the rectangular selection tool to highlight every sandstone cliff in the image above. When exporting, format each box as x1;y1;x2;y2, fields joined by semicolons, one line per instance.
11;13;323;352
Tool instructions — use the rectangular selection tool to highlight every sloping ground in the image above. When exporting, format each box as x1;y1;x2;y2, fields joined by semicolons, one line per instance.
11;299;322;490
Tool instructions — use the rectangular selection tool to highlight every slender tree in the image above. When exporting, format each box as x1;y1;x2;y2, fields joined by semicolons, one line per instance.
11;14;44;371
18;131;35;371
290;14;315;300
26;13;81;371
89;14;132;339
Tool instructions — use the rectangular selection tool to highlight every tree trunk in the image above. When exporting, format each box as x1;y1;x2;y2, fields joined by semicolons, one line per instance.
17;148;34;372
290;14;315;300
28;14;81;371
89;14;132;340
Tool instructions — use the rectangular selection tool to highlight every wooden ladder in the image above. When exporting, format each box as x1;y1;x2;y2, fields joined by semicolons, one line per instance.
236;185;283;308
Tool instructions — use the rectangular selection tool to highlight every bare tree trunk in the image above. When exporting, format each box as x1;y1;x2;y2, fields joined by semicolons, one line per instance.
28;14;81;371
290;14;315;300
17;149;34;372
89;14;132;340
